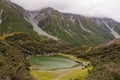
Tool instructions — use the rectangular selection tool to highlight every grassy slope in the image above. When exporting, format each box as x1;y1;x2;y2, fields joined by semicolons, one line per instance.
0;32;71;80
0;39;32;80
30;67;92;80
0;1;42;40
38;11;113;46
0;32;70;56
78;40;120;80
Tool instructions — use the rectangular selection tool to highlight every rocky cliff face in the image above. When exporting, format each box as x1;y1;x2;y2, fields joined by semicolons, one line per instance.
91;18;120;38
24;10;59;40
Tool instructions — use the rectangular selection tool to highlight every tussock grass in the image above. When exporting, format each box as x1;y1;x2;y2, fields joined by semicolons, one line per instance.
0;32;23;40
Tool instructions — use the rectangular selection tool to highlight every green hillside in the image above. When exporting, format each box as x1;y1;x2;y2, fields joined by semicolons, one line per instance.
38;9;114;46
0;35;32;80
0;0;41;39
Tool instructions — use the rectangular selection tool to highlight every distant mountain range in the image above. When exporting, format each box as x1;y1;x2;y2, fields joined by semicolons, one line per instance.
1;0;120;46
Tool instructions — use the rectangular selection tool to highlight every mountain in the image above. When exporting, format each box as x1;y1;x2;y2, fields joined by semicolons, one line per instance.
0;0;46;40
1;0;120;46
23;8;120;46
91;18;120;38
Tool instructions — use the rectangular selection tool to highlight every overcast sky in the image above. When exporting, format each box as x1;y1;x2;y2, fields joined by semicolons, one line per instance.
11;0;120;22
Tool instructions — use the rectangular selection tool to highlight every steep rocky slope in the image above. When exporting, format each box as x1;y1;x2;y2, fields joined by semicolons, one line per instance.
25;8;120;46
91;18;120;38
1;0;120;46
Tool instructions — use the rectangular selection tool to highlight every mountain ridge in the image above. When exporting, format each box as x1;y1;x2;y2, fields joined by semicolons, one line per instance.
1;0;120;46
36;7;120;45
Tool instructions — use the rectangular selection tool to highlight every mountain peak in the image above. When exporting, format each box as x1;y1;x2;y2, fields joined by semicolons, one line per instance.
42;7;54;11
40;7;59;15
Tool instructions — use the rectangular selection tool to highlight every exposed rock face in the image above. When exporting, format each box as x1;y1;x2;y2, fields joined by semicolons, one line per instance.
5;0;59;40
24;8;120;45
91;18;120;38
24;11;59;40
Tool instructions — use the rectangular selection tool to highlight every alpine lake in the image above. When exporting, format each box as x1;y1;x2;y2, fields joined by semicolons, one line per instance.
28;54;92;80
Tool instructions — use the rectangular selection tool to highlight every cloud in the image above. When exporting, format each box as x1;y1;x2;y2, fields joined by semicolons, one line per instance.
11;0;120;22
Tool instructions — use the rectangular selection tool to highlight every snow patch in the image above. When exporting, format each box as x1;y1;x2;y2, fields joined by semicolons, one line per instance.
0;9;3;25
59;26;63;30
80;22;91;33
68;28;77;36
70;16;75;22
0;19;2;25
103;20;120;38
67;24;69;27
64;30;74;38
0;20;2;24
61;16;64;20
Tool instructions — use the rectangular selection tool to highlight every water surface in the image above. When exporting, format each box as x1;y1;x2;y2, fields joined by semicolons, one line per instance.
28;55;79;70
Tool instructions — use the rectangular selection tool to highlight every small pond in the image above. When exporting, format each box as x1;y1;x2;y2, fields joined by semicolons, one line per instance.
28;55;79;70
